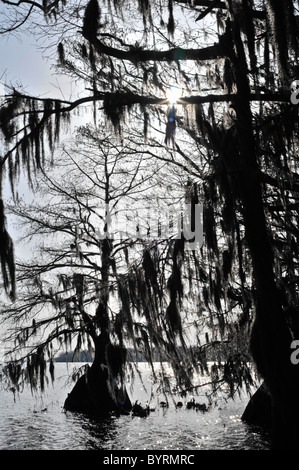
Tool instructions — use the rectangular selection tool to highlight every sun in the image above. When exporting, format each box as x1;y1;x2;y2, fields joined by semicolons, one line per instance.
166;85;182;104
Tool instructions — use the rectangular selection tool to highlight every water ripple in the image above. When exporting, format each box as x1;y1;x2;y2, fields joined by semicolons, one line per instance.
0;363;271;450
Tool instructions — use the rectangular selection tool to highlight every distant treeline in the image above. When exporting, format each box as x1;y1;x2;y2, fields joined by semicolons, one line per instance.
55;350;94;362
54;345;226;363
54;349;165;363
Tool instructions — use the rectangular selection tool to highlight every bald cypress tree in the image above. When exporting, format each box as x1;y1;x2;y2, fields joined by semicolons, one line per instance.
1;0;299;448
2;124;212;415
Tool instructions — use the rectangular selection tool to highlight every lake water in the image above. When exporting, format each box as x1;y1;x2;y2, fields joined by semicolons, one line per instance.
0;362;271;451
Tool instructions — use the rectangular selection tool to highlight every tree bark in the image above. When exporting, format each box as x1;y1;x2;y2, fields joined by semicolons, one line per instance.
65;221;132;416
64;334;132;416
224;5;299;448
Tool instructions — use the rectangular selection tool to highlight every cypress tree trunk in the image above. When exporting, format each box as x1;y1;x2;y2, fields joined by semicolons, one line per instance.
225;5;299;448
241;382;272;430
238;157;299;449
64;333;132;416
64;237;132;416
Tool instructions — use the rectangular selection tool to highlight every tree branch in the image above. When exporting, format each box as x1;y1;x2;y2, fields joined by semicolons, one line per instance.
174;0;266;19
195;0;221;22
0;4;33;33
1;89;290;169
1;0;64;14
84;33;227;63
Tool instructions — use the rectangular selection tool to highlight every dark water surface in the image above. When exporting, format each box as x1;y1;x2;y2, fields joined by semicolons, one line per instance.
0;362;270;450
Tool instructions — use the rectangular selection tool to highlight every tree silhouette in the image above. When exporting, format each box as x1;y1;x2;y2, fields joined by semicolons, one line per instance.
1;0;299;448
3;124;213;414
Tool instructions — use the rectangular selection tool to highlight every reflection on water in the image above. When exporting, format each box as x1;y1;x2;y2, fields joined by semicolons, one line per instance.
0;362;271;450
62;404;270;451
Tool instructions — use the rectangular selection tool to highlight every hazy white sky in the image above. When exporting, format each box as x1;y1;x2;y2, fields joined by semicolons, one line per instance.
0;33;53;94
0;27;77;263
0;27;76;360
0;24;77;102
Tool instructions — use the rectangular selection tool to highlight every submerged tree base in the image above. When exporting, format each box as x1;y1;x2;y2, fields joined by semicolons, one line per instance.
241;382;272;430
64;363;132;417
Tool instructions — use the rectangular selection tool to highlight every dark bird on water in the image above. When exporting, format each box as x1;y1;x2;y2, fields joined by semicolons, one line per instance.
186;398;208;411
159;401;169;408
175;401;183;408
132;401;150;417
